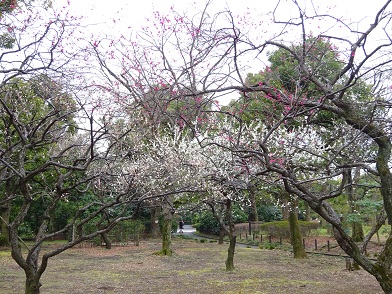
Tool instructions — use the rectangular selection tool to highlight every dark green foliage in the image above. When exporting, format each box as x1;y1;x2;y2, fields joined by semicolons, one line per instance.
260;220;319;238
0;33;15;49
232;205;248;223
193;211;220;235
0;234;9;246
267;36;342;95
257;205;282;222
260;242;278;250
194;205;248;236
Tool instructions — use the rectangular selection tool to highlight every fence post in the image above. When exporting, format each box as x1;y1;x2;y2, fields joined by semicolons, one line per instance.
314;239;318;250
327;240;330;252
269;235;272;243
302;239;305;249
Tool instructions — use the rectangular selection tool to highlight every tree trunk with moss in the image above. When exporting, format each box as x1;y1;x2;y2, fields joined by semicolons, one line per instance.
150;206;161;238
288;200;307;259
226;234;236;271
352;222;364;243
208;197;237;270
248;183;259;222
25;275;42;294
218;224;226;244
224;199;236;271
304;202;311;222
160;199;173;256
346;168;364;242
0;179;11;246
0;204;10;246
281;198;289;220
100;232;111;249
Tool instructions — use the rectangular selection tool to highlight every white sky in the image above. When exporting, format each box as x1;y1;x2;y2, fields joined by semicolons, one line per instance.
56;0;389;35
52;0;391;105
54;0;390;64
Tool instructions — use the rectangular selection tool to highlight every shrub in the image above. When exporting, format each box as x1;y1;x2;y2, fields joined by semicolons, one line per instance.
260;220;319;238
194;205;249;236
261;242;277;250
258;205;282;222
0;234;9;247
194;211;220;235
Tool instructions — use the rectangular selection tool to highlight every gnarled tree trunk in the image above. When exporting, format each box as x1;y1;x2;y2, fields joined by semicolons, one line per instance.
225;234;236;271
0;179;11;246
218;223;226;244
160;199;174;256
289;211;307;258
225;199;236;271
25;274;42;294
150;206;161;238
100;232;111;249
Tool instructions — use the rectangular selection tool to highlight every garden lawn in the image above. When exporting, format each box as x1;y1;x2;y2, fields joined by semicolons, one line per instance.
0;237;383;293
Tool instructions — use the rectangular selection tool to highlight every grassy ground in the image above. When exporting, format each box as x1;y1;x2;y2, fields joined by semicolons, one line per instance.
0;236;384;294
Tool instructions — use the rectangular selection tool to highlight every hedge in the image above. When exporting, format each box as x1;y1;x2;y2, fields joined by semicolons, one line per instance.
260;220;320;238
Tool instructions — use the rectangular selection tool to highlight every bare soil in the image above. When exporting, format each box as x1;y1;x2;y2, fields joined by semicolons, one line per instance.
0;237;384;294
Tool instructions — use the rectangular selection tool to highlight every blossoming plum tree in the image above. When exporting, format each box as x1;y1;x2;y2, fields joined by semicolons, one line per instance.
91;1;392;291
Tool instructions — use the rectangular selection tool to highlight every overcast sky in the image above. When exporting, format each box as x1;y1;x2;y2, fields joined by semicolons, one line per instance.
53;0;391;66
51;0;390;105
56;0;389;35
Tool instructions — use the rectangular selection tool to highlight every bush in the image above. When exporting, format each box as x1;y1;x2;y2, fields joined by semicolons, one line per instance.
258;205;282;222
261;242;277;250
0;234;9;247
260;220;319;238
194;204;250;236
232;205;248;223
193;211;220;235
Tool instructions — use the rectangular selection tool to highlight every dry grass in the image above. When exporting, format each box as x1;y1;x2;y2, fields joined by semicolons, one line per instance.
0;237;384;293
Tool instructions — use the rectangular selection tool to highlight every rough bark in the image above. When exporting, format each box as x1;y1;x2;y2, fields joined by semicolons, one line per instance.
346;169;364;242
218;224;226;244
281;198;289;220
304;202;311;222
225;235;236;271
208;198;237;270
101;232;111;249
289;209;307;259
25;275;42;294
160;200;173;256
0;203;10;246
0;179;11;246
249;183;259;222
352;222;364;243
225;199;236;271
362;214;387;254
150;206;161;238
